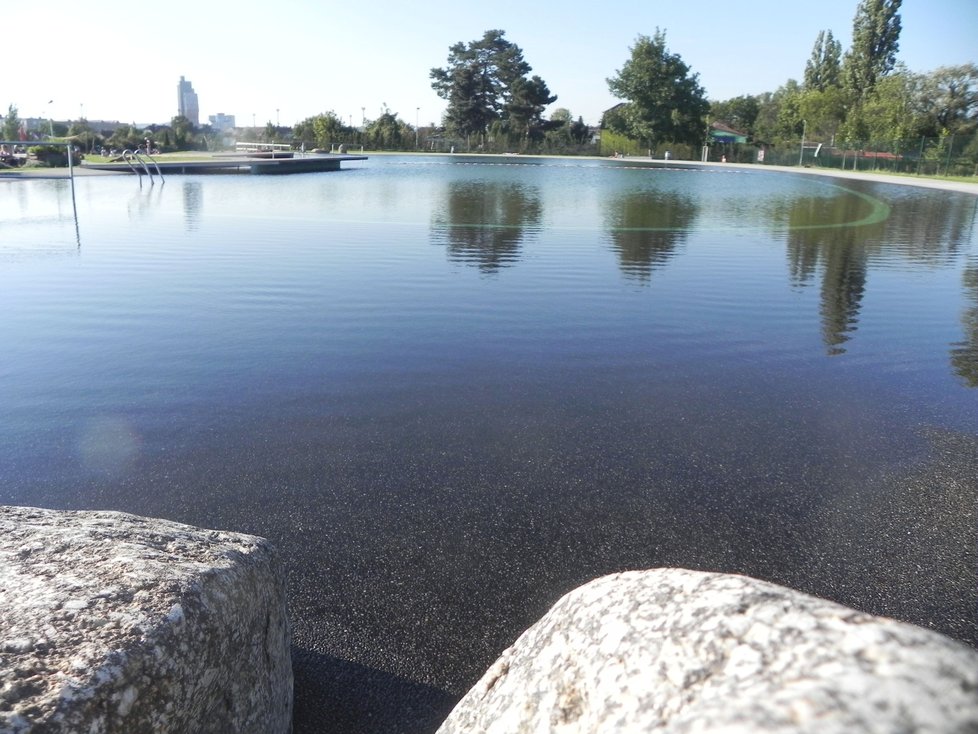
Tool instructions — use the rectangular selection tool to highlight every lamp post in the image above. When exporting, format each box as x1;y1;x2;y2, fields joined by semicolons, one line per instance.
415;107;420;149
798;119;807;166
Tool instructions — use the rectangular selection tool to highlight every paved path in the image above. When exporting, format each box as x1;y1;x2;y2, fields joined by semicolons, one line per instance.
0;165;123;177
694;159;978;195
588;154;978;195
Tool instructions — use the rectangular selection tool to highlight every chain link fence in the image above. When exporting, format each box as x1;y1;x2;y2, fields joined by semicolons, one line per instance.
709;132;978;177
295;128;977;177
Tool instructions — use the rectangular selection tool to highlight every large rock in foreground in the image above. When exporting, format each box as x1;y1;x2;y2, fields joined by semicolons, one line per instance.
439;568;978;734
0;506;292;733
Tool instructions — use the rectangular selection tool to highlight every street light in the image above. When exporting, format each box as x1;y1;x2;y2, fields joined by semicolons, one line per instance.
798;119;807;166
415;107;420;149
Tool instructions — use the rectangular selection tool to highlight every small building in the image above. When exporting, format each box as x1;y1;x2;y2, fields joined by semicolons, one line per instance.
708;121;749;144
705;121;751;162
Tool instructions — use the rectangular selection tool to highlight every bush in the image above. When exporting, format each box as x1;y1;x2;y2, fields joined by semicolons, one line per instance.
28;145;82;167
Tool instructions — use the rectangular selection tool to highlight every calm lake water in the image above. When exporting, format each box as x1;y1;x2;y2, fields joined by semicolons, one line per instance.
2;156;977;732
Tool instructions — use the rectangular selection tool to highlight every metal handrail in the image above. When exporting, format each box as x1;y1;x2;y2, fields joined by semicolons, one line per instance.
121;149;148;181
133;150;165;183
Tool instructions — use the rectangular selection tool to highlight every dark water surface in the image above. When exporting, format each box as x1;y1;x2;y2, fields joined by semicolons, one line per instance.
2;156;977;732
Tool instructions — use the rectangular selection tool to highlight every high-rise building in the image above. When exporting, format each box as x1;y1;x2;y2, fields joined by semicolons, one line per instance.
177;76;199;126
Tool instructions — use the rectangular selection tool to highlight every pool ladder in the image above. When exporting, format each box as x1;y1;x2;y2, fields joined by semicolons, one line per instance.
122;149;165;185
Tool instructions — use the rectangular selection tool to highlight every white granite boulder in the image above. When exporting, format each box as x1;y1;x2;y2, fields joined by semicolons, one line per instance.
438;568;978;734
0;506;292;734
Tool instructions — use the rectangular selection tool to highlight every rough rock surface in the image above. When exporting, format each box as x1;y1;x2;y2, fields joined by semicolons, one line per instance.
438;568;978;734
0;505;292;734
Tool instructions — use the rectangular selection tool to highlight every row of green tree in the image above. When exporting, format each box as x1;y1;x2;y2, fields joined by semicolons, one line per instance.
4;0;975;163
285;105;590;154
290;1;974;159
2;106;214;155
427;0;976;161
710;27;977;151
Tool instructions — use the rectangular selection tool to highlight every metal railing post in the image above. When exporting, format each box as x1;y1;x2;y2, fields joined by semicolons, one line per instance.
67;141;78;232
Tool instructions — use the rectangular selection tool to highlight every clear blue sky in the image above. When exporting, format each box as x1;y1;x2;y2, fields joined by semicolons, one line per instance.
6;0;975;128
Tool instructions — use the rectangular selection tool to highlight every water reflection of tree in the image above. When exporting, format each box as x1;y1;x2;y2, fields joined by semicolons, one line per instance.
431;181;542;273
782;187;978;358
951;262;978;387
782;195;879;355
818;241;868;355
882;193;977;266
604;191;698;282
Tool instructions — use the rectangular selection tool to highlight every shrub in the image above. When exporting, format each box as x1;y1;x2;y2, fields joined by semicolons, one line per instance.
27;145;82;167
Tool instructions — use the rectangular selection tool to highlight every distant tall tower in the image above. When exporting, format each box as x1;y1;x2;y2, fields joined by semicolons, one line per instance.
177;76;199;126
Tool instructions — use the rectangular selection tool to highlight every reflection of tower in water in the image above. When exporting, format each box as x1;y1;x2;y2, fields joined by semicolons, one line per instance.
182;181;203;231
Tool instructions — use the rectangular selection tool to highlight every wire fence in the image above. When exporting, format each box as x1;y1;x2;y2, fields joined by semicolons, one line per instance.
709;132;978;177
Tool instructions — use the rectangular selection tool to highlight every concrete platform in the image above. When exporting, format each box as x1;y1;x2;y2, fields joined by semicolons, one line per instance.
79;153;367;175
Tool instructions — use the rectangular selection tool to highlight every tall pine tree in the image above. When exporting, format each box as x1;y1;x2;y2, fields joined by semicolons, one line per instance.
431;30;555;143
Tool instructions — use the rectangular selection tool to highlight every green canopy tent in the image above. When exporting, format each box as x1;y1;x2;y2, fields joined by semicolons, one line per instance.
707;121;749;161
709;121;748;144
